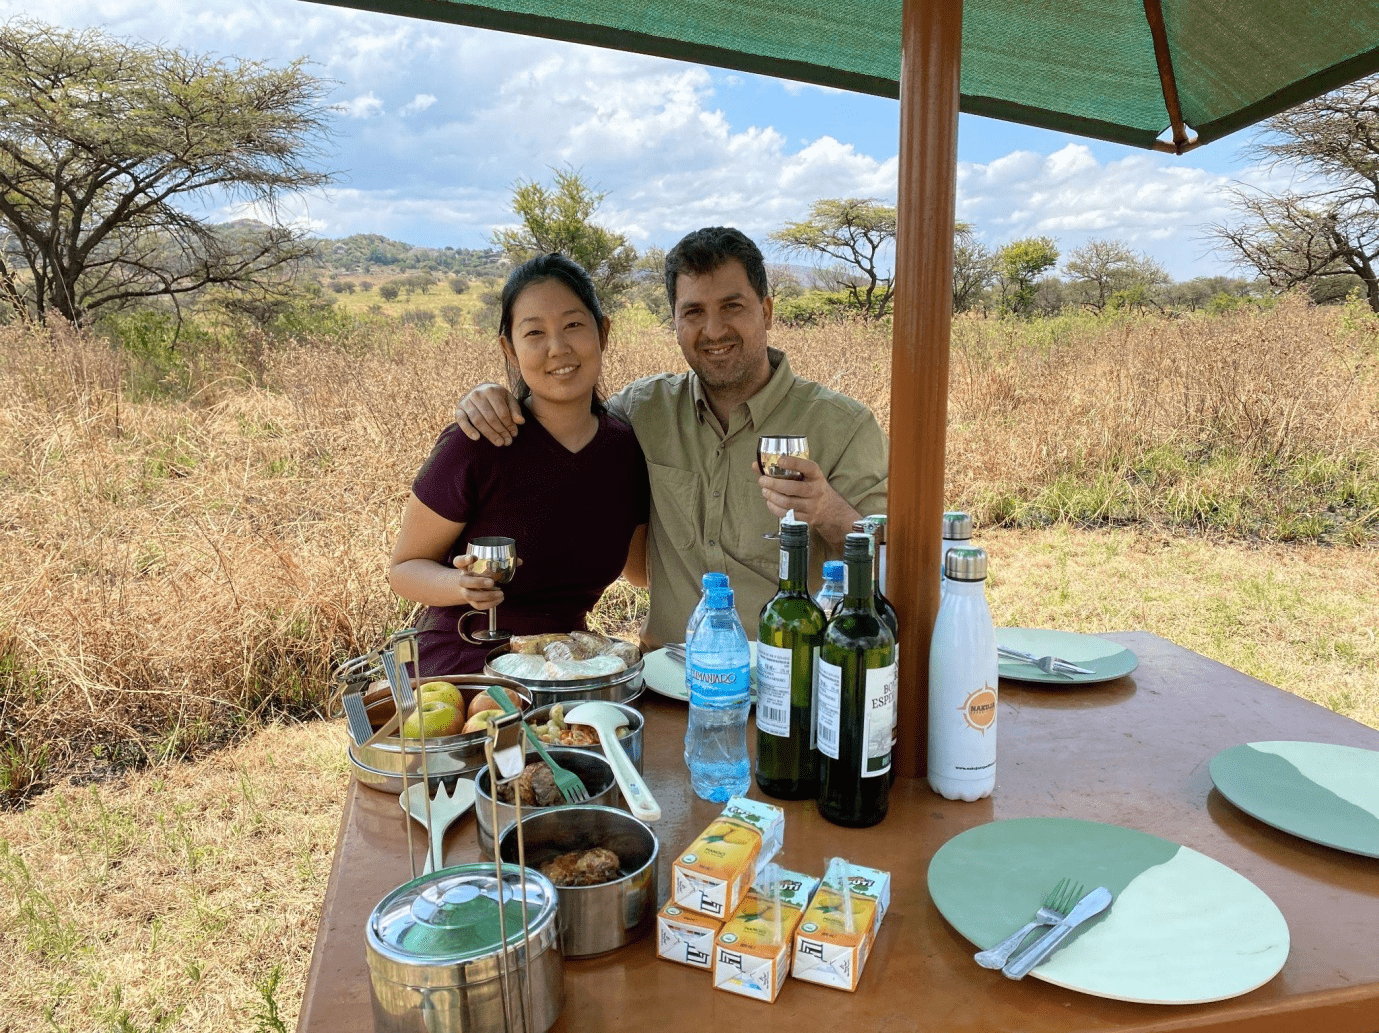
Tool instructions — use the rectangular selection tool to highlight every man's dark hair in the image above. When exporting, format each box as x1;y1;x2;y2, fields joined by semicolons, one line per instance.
663;227;769;312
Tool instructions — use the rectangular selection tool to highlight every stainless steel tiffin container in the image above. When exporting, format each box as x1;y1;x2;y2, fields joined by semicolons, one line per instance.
365;864;563;1033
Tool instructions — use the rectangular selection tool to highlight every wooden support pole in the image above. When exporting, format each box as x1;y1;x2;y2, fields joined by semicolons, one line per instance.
889;0;961;779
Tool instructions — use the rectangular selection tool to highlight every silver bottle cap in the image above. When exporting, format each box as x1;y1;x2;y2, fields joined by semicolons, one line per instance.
944;546;987;581
942;511;972;541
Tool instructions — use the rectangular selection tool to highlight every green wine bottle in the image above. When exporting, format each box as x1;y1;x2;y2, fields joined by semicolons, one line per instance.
853;518;898;638
755;515;826;799
816;532;897;827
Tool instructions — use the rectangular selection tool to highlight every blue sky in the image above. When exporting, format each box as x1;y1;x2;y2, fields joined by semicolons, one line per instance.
3;0;1284;279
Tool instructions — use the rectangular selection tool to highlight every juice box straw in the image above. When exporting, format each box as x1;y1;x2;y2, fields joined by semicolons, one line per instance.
767;864;783;944
830;857;855;935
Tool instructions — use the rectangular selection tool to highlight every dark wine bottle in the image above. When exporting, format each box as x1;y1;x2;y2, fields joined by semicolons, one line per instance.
853;518;898;638
755;516;825;799
816;533;897;827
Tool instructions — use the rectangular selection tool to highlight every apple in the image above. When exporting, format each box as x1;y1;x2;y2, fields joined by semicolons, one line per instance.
468;686;522;718
462;710;498;735
418;682;463;710
401;699;464;739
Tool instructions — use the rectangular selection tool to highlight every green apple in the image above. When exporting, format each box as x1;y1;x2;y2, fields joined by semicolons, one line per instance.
401;699;464;738
418;681;463;710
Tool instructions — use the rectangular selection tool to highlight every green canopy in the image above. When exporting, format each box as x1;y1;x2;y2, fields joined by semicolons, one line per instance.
317;0;1379;150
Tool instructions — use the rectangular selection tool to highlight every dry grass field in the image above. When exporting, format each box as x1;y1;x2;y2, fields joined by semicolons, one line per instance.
0;297;1377;1030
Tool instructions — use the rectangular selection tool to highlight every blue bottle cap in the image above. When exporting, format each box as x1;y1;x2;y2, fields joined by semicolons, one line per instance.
823;560;844;580
706;587;735;609
702;572;729;590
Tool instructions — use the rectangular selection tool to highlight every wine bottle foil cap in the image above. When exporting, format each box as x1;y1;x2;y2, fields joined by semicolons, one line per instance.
942;511;973;540
843;532;872;562
944;546;987;581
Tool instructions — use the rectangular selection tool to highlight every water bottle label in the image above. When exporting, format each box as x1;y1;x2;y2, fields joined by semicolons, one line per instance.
816;659;842;760
755;643;792;737
862;662;897;778
687;663;751;705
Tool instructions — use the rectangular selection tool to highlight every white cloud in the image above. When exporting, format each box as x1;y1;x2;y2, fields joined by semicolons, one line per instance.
400;93;437;115
333;92;384;119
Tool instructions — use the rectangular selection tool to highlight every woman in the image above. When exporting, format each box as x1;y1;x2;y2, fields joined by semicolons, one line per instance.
388;253;649;675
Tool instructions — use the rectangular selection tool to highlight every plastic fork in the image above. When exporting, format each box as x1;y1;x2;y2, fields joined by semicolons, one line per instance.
973;878;1084;969
484;687;588;804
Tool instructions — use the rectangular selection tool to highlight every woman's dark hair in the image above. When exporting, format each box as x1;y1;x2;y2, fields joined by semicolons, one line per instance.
498;252;607;412
663;227;770;312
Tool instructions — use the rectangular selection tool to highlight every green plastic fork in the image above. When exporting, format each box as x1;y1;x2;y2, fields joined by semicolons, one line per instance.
973;878;1084;970
484;687;588;804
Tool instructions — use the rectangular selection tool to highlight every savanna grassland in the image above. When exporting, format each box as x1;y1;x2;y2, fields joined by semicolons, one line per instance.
1;298;1377;1032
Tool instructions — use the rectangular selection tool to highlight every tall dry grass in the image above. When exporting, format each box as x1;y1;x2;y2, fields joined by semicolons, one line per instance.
0;300;1375;801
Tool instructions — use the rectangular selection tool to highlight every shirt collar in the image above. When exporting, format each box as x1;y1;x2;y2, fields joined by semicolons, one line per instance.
691;347;794;427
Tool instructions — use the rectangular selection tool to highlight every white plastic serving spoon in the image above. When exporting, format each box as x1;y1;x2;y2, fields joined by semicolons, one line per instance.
564;702;662;822
401;777;477;873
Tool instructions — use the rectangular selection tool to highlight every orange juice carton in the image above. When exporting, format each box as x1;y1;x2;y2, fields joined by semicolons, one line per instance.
657;901;722;970
672;797;785;919
712;867;820;1002
791;859;891;992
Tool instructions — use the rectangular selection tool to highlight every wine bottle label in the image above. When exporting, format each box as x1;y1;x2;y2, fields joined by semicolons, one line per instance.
816;659;842;760
779;548;788;581
862;662;898;778
755;643;792;738
809;646;820;751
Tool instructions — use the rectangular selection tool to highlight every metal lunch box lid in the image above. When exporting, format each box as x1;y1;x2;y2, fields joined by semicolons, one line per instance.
366;863;559;981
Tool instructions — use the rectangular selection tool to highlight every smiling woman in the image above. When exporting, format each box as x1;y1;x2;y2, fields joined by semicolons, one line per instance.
387;253;651;674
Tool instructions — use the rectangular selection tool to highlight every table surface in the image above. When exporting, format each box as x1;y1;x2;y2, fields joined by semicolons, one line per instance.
297;632;1379;1033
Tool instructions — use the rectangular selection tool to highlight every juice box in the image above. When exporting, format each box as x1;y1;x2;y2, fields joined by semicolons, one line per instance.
712;869;820;1002
656;901;722;970
791;862;891;992
672;797;785;919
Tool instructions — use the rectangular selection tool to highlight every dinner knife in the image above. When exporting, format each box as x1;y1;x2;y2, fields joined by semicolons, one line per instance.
1002;886;1113;980
998;646;1095;675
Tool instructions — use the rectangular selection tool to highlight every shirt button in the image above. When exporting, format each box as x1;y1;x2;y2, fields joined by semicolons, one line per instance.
708;540;715;546
712;490;720;498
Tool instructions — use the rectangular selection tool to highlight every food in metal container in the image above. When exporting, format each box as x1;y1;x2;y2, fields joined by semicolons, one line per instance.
496;761;564;807
543;638;601;661
528;703;631;746
491;653;549;679
539;846;623;887
543;654;627;680
510;632;574;655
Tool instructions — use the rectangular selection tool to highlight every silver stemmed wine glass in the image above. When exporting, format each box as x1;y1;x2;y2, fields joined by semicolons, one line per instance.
458;536;517;644
759;434;810;539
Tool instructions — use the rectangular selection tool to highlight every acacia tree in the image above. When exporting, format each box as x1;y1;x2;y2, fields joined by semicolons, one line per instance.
952;221;995;313
491;167;637;309
0;21;333;325
994;236;1059;317
770;198;896;319
1210;75;1379;312
1064;238;1170;312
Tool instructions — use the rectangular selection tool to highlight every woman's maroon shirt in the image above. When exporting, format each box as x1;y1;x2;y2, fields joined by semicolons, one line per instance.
410;407;649;675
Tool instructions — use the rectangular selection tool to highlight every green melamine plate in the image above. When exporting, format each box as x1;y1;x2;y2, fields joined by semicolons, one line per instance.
996;628;1138;685
641;643;758;702
1210;741;1379;858
928;817;1289;1005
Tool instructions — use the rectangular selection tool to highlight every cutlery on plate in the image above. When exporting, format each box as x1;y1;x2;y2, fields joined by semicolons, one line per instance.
1003;886;1113;980
973;878;1083;969
664;643;686;664
998;646;1095;676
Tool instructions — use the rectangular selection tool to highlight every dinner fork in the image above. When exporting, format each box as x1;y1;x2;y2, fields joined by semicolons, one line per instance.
973;878;1083;969
484;687;588;803
998;646;1094;677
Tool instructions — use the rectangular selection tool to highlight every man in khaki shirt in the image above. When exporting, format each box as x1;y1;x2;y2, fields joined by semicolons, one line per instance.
456;227;888;648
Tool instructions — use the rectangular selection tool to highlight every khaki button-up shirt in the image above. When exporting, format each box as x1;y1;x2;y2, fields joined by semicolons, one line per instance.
609;348;889;649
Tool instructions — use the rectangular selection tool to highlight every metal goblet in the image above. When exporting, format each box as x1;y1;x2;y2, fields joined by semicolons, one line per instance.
458;536;517;644
759;435;810;539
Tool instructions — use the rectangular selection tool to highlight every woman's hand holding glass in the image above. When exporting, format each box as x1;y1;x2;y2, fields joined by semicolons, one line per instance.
449;552;520;609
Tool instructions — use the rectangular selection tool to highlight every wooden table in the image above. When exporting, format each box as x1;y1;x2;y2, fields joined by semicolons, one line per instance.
297;633;1379;1033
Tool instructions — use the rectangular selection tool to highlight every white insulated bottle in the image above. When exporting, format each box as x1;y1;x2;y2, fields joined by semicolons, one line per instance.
928;546;998;801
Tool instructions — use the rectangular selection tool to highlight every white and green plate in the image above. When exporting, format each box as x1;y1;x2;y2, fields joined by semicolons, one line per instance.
641;642;758;702
928;817;1289;1005
1210;741;1379;858
997;628;1138;685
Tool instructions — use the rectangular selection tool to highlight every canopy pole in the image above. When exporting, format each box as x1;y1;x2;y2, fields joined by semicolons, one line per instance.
889;0;961;780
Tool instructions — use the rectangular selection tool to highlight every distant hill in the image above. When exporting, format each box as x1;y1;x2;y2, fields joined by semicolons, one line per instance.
311;233;506;277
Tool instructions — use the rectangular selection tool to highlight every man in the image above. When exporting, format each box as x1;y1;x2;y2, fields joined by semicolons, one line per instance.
456;226;888;647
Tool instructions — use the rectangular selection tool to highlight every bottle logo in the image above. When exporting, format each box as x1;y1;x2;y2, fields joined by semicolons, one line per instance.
958;685;997;732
